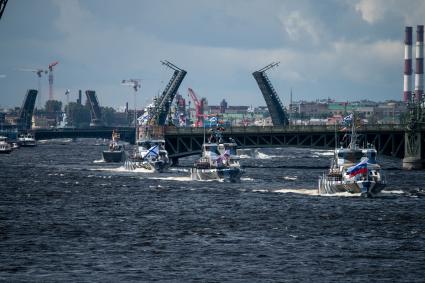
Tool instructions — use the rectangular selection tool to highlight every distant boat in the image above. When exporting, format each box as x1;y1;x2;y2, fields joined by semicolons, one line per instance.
190;126;244;182
318;113;386;197
102;130;125;163
17;133;37;147
125;125;170;172
11;142;19;150
0;136;12;154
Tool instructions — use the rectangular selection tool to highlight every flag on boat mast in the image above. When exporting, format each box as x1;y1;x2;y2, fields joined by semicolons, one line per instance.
347;158;368;177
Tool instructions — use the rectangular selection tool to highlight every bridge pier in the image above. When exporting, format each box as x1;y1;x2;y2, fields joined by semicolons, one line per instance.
402;131;423;170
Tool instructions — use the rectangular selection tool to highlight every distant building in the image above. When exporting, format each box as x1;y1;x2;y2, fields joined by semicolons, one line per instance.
327;102;356;116
220;99;228;113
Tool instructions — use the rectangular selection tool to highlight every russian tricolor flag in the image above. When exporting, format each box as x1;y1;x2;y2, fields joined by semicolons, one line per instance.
347;159;368;177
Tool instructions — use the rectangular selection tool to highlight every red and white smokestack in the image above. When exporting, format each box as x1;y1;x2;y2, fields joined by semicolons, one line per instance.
415;25;424;103
404;26;413;103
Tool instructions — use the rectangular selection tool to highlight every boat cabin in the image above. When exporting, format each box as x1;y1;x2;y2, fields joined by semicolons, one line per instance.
336;148;377;166
137;139;165;150
219;142;237;156
202;143;220;158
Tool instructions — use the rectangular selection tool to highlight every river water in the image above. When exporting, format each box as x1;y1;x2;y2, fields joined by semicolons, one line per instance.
1;139;424;282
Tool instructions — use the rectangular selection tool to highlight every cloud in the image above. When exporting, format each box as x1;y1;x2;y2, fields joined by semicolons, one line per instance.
355;0;425;25
355;0;386;24
332;40;402;82
280;10;323;45
49;0;403;105
0;0;414;108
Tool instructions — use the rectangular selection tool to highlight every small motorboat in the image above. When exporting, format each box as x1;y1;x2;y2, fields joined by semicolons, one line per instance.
0;136;12;154
102;130;125;162
17;132;37;147
190;126;244;182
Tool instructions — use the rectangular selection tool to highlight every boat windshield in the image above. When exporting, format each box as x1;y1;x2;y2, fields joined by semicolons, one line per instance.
137;141;152;148
204;144;220;155
224;144;237;155
362;150;377;163
337;150;363;163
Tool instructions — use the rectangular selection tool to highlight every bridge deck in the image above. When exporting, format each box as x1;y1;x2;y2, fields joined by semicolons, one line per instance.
164;125;409;160
31;124;424;161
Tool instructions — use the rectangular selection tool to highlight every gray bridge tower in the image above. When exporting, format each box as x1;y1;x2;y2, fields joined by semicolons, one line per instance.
85;90;103;127
149;60;186;125
253;62;289;126
0;0;8;20
18;89;38;131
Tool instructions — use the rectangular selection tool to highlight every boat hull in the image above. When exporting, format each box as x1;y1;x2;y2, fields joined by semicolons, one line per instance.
0;149;12;154
319;176;385;197
102;150;124;162
18;141;36;147
125;158;170;172
190;167;244;182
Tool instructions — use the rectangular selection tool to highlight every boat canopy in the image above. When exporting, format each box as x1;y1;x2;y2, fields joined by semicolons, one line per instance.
336;148;377;165
202;144;220;156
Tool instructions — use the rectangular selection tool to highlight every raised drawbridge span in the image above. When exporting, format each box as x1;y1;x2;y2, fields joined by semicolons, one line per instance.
253;62;289;126
149;61;186;125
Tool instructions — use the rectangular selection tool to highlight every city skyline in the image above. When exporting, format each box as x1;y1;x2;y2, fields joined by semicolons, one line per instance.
1;0;425;109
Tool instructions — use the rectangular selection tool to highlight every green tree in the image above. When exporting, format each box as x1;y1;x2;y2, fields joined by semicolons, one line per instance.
102;106;116;126
65;102;91;128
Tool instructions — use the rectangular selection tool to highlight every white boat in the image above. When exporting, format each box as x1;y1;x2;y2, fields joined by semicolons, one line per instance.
190;127;244;182
318;114;386;197
0;136;12;154
125;125;170;172
11;142;19;150
17;133;37;147
102;130;125;162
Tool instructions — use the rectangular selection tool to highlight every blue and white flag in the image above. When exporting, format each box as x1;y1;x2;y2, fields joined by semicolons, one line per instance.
343;113;353;124
138;113;150;125
143;145;159;159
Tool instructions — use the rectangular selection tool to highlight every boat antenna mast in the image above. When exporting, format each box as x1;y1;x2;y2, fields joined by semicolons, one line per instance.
349;112;357;149
122;79;141;143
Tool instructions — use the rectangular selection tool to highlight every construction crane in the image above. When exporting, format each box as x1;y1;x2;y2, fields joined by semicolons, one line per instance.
48;61;59;101
0;0;8;20
188;88;204;127
19;67;47;108
122;79;141;142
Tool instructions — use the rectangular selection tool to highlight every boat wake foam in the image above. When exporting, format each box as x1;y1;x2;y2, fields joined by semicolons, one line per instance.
91;166;155;173
148;176;193;182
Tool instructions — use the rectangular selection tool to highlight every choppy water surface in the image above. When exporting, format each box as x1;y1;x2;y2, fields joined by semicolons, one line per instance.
1;139;425;282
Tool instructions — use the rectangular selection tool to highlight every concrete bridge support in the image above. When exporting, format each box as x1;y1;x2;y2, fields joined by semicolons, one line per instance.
403;131;423;169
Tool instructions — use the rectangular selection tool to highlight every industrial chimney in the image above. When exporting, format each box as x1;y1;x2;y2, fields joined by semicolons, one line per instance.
415;25;424;103
77;90;82;105
404;26;413;103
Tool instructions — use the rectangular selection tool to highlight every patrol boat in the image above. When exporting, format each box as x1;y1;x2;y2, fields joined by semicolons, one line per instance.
125;125;170;172
17;132;36;147
102;130;125;162
190;127;244;182
318;114;386;197
0;136;12;154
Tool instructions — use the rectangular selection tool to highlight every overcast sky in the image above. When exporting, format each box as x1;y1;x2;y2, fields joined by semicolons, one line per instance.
1;0;424;109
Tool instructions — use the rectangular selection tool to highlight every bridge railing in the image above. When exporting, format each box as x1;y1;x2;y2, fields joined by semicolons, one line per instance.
164;124;407;135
